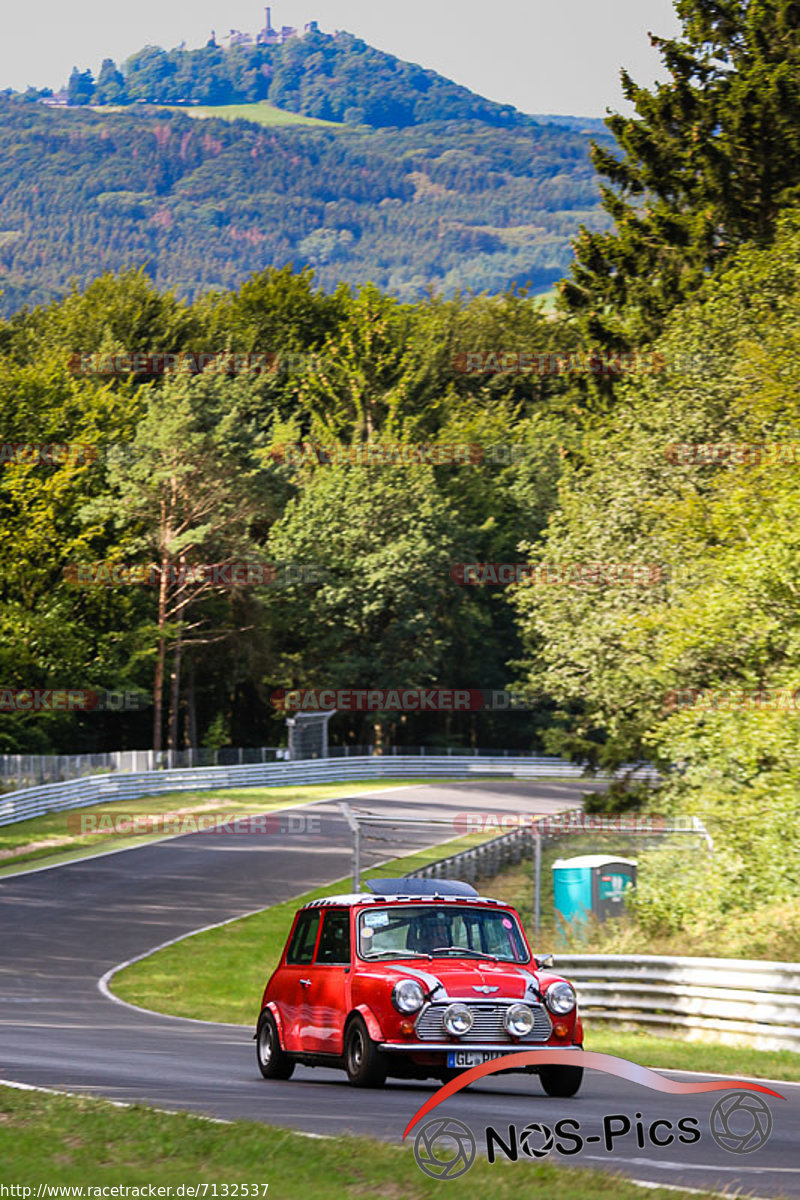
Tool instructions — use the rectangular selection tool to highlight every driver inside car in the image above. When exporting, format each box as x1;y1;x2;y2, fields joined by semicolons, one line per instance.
408;912;453;954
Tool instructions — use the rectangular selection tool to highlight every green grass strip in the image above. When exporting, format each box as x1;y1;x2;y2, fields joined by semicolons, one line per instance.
0;1084;740;1198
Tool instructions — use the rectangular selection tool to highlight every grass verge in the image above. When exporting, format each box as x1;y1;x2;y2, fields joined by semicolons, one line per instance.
0;779;431;875
0;1084;741;1199
585;1028;800;1084
485;836;800;961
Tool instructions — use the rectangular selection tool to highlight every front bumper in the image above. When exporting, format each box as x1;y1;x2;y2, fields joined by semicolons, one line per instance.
377;1041;581;1053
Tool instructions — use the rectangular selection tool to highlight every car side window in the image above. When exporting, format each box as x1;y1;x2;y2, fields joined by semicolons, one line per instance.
286;910;321;964
315;910;351;964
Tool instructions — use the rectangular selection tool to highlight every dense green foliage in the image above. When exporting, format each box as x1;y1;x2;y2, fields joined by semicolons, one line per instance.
0;266;582;753
65;30;528;128
513;215;800;935
0;97;608;316
1;0;798;944
562;0;800;347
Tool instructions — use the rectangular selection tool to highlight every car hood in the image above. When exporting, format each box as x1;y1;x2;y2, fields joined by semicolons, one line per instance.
377;958;545;1001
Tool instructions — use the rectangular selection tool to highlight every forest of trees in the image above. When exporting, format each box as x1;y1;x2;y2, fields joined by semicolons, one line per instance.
0;98;609;316
59;30;528;128
1;0;798;944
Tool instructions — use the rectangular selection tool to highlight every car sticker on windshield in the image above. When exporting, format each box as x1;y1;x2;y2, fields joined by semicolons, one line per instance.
363;910;390;926
502;917;513;928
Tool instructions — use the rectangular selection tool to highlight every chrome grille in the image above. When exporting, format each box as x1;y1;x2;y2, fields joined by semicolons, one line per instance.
415;1002;552;1043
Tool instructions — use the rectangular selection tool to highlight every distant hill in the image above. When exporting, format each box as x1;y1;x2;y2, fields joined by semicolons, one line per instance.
57;29;530;130
529;114;610;136
0;94;612;317
0;29;616;317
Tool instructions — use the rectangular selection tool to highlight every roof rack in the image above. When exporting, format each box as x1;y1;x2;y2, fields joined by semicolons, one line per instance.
365;877;479;898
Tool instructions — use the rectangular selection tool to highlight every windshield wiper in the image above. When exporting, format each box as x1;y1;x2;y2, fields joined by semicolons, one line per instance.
362;949;430;959
430;946;499;960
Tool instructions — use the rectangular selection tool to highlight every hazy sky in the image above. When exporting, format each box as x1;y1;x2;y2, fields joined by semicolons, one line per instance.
2;0;681;117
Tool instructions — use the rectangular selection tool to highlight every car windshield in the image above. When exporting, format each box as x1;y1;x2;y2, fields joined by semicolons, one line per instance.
357;904;529;962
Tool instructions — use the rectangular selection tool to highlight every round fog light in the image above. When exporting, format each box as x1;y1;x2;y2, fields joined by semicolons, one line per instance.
504;1003;535;1038
443;1003;474;1037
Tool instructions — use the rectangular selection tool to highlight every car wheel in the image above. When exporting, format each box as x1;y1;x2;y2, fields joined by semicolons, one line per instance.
256;1011;294;1080
344;1015;387;1088
539;1064;583;1097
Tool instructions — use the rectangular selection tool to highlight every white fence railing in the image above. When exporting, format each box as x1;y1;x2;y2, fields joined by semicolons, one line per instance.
0;744;601;788
556;954;800;1052
0;754;591;828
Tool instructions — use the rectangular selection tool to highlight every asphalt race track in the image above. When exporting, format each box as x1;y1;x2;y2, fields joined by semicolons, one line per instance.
0;780;797;1197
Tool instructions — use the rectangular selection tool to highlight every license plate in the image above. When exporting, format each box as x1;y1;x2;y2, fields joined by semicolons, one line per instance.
447;1050;510;1068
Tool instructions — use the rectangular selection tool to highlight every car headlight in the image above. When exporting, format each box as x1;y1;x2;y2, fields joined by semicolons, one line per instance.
392;979;425;1014
545;981;576;1015
503;1003;535;1037
443;1003;474;1036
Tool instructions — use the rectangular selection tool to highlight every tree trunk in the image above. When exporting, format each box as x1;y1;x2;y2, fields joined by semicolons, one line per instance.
186;656;197;749
168;630;183;751
152;557;170;752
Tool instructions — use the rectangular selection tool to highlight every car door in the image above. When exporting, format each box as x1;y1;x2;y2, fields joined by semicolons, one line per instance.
300;908;351;1055
278;908;321;1052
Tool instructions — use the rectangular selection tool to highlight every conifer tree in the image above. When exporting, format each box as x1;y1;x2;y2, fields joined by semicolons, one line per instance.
561;0;800;347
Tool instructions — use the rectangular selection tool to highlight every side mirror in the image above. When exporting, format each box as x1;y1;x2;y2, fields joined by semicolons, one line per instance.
536;953;554;969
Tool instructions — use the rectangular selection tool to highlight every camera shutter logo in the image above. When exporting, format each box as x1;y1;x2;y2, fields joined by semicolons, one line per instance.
519;1122;555;1158
710;1091;773;1154
413;1117;476;1179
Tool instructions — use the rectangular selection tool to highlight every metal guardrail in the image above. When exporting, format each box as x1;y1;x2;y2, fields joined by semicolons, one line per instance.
0;754;588;828
410;830;798;1052
0;744;604;788
411;824;534;884
556;954;800;1053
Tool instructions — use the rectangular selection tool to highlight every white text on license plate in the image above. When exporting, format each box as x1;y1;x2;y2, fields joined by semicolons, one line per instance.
447;1050;510;1068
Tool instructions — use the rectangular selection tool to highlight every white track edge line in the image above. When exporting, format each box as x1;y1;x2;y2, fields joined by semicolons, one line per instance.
0;1077;334;1138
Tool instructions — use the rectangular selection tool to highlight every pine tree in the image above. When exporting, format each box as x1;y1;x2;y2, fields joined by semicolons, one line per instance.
561;0;800;348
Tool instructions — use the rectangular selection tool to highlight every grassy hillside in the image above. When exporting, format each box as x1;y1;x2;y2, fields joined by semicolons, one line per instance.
166;101;341;127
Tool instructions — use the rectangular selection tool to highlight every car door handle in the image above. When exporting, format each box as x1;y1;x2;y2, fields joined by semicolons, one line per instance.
300;978;312;987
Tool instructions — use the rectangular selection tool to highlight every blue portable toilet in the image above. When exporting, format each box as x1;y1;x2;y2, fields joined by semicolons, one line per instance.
553;855;637;927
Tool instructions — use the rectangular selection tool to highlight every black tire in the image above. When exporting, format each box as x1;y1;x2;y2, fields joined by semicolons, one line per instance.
256;1011;295;1080
539;1064;583;1097
344;1015;387;1088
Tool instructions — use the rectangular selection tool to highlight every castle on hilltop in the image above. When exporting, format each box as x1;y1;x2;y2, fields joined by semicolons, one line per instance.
211;8;319;50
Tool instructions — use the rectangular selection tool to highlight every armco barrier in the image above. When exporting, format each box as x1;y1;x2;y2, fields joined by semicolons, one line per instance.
412;825;533;884
0;754;590;828
409;830;796;1052
556;954;800;1052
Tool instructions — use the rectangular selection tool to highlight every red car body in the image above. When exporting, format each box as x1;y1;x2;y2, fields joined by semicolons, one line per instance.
255;887;584;1095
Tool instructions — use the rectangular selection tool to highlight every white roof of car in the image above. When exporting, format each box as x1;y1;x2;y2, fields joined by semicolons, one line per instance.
301;893;509;909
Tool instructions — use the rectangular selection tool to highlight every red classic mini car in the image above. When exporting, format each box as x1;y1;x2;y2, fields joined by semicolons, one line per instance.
255;878;584;1095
